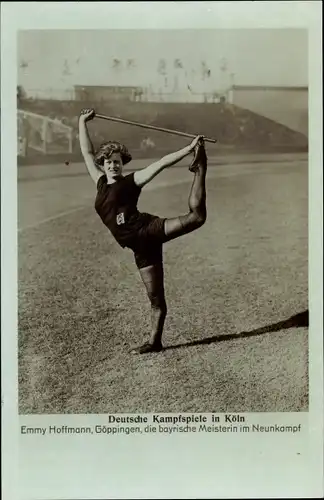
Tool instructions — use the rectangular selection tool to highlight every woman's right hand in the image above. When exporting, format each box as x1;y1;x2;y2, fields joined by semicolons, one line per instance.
80;108;96;122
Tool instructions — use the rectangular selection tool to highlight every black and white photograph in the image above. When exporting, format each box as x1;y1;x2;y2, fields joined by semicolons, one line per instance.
2;2;323;499
17;27;310;415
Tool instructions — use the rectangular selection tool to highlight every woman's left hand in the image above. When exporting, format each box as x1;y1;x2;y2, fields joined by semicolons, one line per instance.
189;135;204;151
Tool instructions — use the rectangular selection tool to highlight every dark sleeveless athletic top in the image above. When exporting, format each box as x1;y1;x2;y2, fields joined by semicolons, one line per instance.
95;173;156;248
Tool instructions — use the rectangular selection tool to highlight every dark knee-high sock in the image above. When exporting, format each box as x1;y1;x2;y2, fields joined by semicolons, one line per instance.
188;165;207;218
150;302;167;345
140;265;167;346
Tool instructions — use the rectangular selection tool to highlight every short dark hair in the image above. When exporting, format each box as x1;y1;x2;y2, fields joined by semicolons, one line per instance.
94;141;132;167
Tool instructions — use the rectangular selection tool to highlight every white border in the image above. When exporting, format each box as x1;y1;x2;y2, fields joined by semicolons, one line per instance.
1;2;323;499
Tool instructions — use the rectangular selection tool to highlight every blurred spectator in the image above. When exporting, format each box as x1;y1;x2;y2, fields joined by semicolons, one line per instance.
140;136;155;152
18;136;27;157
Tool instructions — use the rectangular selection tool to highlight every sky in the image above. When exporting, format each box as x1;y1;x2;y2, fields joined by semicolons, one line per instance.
18;29;308;96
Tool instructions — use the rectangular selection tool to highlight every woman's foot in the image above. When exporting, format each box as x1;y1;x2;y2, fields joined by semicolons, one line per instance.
189;140;207;172
130;341;163;355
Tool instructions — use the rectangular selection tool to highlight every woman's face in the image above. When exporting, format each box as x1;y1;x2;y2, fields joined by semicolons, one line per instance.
103;152;123;180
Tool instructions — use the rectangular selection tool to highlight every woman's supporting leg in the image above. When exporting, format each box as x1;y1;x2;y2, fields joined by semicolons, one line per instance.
131;261;167;354
164;156;207;241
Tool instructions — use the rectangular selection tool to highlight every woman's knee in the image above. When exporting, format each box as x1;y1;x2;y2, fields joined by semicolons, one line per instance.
164;211;206;241
192;210;207;229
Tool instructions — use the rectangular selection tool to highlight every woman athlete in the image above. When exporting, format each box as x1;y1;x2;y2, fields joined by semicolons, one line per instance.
79;108;208;354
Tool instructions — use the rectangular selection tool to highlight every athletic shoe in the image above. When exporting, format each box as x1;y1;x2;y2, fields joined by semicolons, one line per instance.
130;341;163;355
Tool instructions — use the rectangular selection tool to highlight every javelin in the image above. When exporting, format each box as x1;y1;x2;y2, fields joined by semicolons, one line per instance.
95;113;217;144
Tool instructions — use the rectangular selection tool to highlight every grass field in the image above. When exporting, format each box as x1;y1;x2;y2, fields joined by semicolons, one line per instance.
18;153;308;414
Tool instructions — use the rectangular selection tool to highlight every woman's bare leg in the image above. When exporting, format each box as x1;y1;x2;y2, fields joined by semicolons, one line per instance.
131;262;167;354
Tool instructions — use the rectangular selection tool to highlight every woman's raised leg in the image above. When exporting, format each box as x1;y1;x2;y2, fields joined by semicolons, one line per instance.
164;141;207;241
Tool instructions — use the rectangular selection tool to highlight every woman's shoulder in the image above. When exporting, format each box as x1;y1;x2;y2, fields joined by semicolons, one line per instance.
96;174;107;192
122;172;138;187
